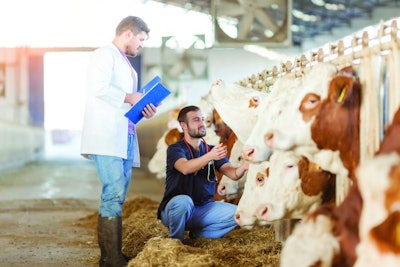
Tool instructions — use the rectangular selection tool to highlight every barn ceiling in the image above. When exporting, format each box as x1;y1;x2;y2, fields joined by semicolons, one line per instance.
149;0;398;46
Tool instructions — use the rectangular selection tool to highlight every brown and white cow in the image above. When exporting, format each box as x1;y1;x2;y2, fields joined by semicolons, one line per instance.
280;66;364;267
281;184;363;267
242;75;301;162
211;129;244;202
354;107;400;267
355;152;400;267
233;160;270;229
256;151;336;222
216;138;246;203
147;112;183;179
266;65;359;205
234;150;335;228
309;65;361;182
208;79;269;144
264;62;338;152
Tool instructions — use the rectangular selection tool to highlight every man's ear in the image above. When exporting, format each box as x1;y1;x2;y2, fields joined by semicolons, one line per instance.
179;121;187;130
125;29;134;39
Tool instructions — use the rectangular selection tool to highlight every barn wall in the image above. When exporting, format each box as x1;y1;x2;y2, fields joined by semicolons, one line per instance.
0;120;44;171
0;48;46;171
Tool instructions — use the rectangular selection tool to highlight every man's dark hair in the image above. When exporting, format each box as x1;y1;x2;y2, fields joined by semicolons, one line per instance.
116;16;150;36
177;105;200;123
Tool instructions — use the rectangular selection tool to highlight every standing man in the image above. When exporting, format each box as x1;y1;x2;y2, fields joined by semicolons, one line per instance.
157;105;248;242
81;16;156;267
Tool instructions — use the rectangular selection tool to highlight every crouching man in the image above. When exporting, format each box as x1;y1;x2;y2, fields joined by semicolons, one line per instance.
157;105;248;241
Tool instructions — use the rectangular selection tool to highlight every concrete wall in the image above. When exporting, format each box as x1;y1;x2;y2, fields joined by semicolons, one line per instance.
0;120;45;171
0;48;46;172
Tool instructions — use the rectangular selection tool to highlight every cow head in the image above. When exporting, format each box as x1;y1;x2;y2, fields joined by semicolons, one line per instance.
208;79;268;144
242;75;300;162
234;161;270;229
310;66;361;181
216;139;246;201
264;62;338;151
212;109;233;143
255;151;336;222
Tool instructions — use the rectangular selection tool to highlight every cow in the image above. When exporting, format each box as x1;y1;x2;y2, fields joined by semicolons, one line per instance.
280;184;362;267
309;66;361;182
263;62;338;152
280;65;364;267
233;160;270;229
354;107;400;267
242;75;301;163
255;151;336;222
216;138;246;203
147;108;183;179
265;65;358;205
211;129;243;202
208;79;269;144
354;152;400;267
234;150;335;228
148;127;183;179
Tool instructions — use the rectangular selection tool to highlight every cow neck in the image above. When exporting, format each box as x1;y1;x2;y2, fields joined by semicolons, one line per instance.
183;138;209;159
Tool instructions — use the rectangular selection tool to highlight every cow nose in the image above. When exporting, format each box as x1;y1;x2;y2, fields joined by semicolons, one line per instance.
256;204;269;221
264;132;274;147
241;146;255;161
217;184;226;196
234;212;241;225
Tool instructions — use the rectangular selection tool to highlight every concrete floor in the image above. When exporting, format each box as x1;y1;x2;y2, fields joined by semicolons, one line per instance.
0;134;165;267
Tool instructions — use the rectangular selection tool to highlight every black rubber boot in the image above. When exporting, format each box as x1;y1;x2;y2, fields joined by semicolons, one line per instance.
97;215;107;267
98;216;128;267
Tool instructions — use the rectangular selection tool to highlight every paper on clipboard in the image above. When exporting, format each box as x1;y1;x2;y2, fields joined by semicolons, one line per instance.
124;76;171;124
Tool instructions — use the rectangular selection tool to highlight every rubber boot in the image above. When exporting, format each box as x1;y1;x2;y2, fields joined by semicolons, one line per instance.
97;215;107;267
98;216;128;267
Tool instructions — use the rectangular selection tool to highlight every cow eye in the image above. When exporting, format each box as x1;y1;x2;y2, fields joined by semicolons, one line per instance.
256;173;265;186
205;117;212;127
302;93;321;110
286;164;295;169
249;96;261;108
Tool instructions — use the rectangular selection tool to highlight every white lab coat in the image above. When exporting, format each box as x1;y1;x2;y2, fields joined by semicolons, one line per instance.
80;44;140;167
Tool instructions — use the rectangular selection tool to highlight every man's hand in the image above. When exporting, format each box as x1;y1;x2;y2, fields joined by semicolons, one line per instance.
142;103;157;119
125;92;143;105
209;143;227;160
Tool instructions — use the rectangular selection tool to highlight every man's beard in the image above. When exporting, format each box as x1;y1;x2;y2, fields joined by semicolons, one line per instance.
188;127;206;138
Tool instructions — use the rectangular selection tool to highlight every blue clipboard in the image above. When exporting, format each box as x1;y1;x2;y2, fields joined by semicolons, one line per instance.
125;76;171;124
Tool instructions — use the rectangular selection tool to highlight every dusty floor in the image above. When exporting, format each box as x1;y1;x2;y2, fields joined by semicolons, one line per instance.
0;157;165;267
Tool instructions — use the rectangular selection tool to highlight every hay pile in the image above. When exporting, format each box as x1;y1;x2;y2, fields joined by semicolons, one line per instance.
79;196;281;267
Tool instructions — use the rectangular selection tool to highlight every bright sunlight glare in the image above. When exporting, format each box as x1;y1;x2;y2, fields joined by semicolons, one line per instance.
6;0;212;131
0;0;212;47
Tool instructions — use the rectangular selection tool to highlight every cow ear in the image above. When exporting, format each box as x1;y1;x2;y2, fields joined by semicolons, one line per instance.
297;156;309;175
330;76;354;104
263;161;270;177
165;128;183;145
